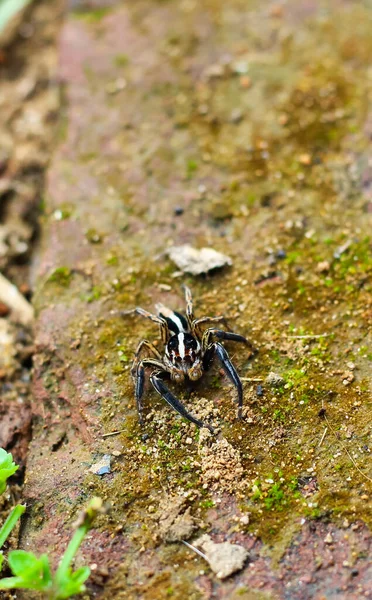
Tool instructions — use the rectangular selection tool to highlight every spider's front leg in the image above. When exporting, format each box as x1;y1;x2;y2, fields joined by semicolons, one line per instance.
202;327;257;355
203;342;244;419
182;284;195;326
192;316;229;339
150;371;215;433
132;358;166;425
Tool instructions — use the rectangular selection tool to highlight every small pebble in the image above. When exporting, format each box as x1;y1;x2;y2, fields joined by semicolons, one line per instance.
230;108;244;124
105;77;127;94
167;245;232;275
342;371;355;385
233;61;249;74
0;302;10;317
203;63;225;79
158;283;171;291
239;75;251;89
270;4;284;18
317;261;330;273
89;455;111;476
324;533;333;544
265;372;284;387
19;283;31;297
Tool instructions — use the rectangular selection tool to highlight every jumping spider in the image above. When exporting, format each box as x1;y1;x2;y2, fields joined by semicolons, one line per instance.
129;286;252;432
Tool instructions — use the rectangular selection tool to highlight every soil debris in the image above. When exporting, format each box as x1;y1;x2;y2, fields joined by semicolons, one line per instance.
316;260;330;273
157;495;197;542
193;533;248;579
167;245;232;275
265;371;285;388
0;319;16;371
198;430;244;493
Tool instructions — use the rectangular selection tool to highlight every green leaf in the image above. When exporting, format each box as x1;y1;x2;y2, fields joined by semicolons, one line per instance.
0;553;4;572
0;577;26;590
55;566;90;599
70;566;91;585
0;449;18;495
8;550;40;575
0;505;26;549
0;551;52;591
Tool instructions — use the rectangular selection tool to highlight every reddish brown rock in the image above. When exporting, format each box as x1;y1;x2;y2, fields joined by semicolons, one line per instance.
20;1;372;599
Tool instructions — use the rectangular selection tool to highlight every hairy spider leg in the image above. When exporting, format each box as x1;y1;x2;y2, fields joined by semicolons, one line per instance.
182;284;195;325
134;307;170;343
202;327;249;349
150;371;214;433
132;339;162;366
182;285;230;337
131;340;162;406
133;358;166;424
203;342;244;419
192;316;229;339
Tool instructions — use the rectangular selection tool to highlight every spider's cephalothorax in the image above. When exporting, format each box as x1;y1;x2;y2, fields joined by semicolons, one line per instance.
129;286;253;432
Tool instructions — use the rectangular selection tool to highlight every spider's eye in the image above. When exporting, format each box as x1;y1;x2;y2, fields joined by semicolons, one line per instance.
183;334;198;352
167;336;179;352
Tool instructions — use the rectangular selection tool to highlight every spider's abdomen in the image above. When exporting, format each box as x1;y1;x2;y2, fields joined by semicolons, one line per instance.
155;303;189;334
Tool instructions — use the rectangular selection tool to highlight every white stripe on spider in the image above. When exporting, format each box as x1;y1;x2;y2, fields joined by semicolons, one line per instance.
155;303;187;333
178;332;185;358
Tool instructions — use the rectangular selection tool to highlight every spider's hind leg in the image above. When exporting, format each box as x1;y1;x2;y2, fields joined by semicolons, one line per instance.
124;307;170;343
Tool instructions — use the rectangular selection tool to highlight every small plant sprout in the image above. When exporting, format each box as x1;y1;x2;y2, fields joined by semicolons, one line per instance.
0;448;18;495
0;448;25;572
0;496;106;599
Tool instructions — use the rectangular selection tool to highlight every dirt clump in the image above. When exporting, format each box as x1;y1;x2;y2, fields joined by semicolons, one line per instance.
156;494;197;542
193;533;249;579
198;429;244;493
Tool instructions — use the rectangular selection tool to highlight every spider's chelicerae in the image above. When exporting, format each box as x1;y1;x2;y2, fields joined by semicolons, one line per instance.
129;286;252;432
